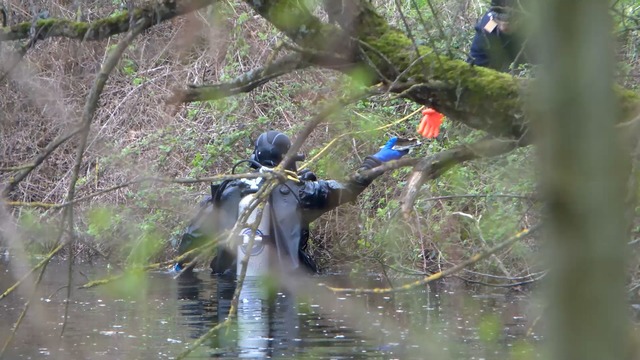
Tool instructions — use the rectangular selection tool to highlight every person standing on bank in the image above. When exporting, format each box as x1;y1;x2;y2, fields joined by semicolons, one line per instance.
417;0;529;140
173;131;409;276
467;0;528;72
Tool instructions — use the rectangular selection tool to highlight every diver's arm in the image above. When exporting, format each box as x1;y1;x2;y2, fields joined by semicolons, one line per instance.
298;156;383;212
299;138;410;212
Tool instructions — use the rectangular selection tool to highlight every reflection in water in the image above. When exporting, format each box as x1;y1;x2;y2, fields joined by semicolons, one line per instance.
175;274;361;358
0;259;541;359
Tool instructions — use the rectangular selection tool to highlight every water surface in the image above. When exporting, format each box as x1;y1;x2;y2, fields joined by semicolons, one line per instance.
0;260;541;359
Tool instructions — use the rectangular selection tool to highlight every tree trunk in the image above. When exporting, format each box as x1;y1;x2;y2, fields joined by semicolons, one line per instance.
536;0;630;359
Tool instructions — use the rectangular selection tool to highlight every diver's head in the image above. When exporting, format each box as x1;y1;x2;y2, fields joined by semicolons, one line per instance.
251;131;304;170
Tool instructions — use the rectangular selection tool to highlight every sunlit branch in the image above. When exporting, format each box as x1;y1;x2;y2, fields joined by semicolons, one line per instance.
0;240;67;301
454;272;546;288
326;225;540;294
79;248;207;289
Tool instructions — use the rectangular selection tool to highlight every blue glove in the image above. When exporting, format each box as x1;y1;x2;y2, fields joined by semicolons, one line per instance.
170;263;183;273
372;137;409;162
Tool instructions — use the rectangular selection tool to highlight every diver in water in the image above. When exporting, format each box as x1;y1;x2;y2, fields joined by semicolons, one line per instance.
173;130;408;276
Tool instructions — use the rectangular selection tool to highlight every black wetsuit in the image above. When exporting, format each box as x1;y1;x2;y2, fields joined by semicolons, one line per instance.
176;157;382;275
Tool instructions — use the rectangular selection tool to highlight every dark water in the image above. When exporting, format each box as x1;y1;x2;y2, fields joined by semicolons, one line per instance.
0;259;542;359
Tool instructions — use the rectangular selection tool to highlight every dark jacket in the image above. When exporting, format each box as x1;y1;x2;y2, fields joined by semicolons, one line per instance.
176;157;383;275
467;11;526;72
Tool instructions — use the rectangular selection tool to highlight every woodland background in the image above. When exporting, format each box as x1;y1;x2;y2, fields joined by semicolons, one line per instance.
1;0;640;358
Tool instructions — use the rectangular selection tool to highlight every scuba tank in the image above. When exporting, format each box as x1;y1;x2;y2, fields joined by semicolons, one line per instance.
236;193;271;277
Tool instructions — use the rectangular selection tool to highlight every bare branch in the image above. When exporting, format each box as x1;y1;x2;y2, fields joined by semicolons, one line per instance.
58;18;150;337
168;53;310;104
2;126;83;197
399;138;523;217
3;172;275;209
0;265;48;357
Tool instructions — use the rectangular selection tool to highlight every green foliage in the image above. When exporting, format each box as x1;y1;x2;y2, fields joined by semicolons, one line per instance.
17;209;59;254
478;314;501;343
103;269;148;300
87;207;117;238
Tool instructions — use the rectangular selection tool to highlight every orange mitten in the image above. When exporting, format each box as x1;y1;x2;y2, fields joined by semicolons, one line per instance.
417;108;444;139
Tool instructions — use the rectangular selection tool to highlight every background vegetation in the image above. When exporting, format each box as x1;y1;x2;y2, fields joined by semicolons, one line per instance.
2;0;640;358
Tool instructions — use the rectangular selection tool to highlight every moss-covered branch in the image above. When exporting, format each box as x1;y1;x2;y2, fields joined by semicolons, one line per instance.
244;1;640;139
0;0;213;42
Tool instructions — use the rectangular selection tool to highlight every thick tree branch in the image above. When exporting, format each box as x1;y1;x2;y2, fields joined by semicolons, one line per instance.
0;0;212;42
244;1;640;139
347;137;522;208
244;0;352;53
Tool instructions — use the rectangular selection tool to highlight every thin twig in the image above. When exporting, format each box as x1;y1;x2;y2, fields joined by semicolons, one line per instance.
278;91;373;172
455;272;546;288
393;0;432;76
59;18;150;338
0;261;50;357
3;172;276;209
0;240;68;301
422;193;536;202
2;127;83;197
